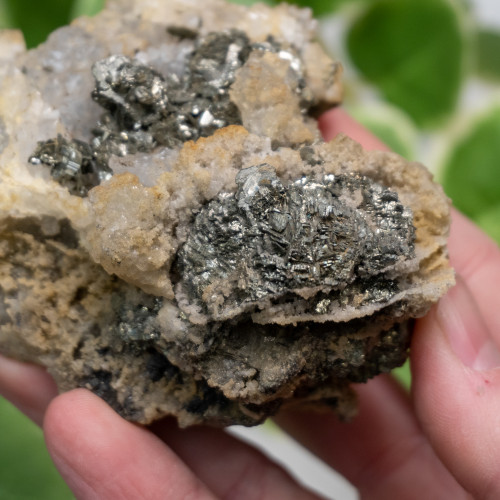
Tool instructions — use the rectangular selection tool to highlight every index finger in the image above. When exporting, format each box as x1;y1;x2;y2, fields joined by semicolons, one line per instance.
276;108;468;498
319;108;389;150
447;210;500;335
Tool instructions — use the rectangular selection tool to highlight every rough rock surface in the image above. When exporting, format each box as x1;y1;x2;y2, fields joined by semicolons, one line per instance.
0;0;453;427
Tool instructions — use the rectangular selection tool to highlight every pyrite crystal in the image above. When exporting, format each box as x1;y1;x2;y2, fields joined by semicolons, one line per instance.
0;0;453;427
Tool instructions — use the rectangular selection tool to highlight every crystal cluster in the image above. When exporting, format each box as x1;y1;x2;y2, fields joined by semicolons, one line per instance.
0;0;453;427
29;135;112;197
177;166;415;320
28;29;312;196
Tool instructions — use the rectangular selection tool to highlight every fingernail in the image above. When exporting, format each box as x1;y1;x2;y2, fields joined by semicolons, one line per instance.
436;275;500;371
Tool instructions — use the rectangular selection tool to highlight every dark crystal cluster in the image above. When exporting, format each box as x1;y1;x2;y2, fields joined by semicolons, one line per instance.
176;164;415;320
112;295;163;344
91;30;251;157
162;314;411;406
29;29;309;197
28;135;112;197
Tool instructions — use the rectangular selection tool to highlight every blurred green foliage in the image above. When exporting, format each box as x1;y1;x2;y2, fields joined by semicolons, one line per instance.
230;0;367;16
476;30;500;81
350;103;418;160
347;0;466;127
477;204;500;244
2;0;74;48
0;397;74;499
71;0;105;18
441;107;500;219
285;0;359;17
0;0;499;497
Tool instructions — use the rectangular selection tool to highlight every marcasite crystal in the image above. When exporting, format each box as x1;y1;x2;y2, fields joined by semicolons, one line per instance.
176;165;415;320
0;0;453;427
29;135;112;197
31;28;316;195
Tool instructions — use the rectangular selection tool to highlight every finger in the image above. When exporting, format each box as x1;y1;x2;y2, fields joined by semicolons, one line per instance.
152;419;323;500
0;353;58;426
447;210;500;335
412;276;500;496
319;107;389;150
280;109;464;496
276;375;467;499
44;389;217;500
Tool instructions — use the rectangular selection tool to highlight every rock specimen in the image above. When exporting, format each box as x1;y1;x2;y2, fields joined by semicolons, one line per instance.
0;0;454;427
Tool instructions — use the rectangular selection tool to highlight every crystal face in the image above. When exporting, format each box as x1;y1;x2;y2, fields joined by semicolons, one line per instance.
90;30;250;155
29;135;112;197
176;165;415;320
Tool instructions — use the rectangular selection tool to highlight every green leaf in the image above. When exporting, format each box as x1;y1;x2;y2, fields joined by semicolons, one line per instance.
71;0;105;19
285;0;362;17
476;29;500;82
346;0;467;128
476;204;500;245
392;359;411;391
4;0;74;47
229;0;277;6
441;106;500;219
349;103;417;159
0;397;74;499
0;0;13;29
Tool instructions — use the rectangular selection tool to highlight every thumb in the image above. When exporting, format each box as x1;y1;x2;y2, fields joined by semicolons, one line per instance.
412;276;500;499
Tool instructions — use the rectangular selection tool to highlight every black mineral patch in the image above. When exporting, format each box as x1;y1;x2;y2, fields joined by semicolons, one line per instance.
90;30;251;155
82;369;118;407
186;383;230;415
176;164;415;319
28;29;314;197
29;135;112;197
0;216;79;249
146;350;181;382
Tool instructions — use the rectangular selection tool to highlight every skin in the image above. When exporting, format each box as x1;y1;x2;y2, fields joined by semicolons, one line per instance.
2;108;500;499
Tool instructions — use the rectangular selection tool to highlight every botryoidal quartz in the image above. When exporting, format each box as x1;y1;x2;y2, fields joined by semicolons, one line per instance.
0;0;454;427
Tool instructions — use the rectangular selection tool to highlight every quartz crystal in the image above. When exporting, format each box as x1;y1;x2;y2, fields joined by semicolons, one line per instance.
0;0;453;427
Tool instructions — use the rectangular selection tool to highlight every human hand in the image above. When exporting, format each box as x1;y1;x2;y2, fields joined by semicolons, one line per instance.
277;109;500;499
2;108;499;499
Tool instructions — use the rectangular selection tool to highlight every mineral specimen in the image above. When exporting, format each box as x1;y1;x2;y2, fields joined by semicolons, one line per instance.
0;0;453;427
29;135;112;197
176;166;415;321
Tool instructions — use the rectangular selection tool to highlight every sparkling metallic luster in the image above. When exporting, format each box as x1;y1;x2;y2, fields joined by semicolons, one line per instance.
176;165;415;319
29;135;112;197
91;30;251;156
112;295;163;343
29;29;312;197
91;30;311;157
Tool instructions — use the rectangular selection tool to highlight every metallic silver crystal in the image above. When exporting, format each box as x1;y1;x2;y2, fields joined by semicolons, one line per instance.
30;29;313;196
176;165;416;320
28;134;112;197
